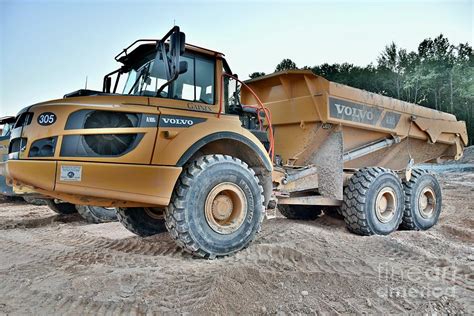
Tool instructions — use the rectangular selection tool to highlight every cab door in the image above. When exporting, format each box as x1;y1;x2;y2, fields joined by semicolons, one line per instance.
148;50;221;165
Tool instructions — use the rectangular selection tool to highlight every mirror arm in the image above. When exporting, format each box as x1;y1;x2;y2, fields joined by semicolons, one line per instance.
156;72;178;96
158;42;172;81
153;25;184;97
155;41;176;96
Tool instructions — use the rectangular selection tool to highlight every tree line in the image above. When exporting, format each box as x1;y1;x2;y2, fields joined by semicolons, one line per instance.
249;35;473;146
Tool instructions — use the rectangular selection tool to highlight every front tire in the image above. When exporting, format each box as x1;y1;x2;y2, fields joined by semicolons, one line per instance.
76;205;118;224
341;167;404;235
165;155;265;258
401;169;442;230
116;207;167;236
278;205;322;220
46;199;77;215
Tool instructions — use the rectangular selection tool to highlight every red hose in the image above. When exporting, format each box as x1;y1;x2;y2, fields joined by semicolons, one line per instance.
218;73;275;162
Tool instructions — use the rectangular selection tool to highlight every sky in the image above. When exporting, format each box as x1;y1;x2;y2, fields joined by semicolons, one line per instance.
0;0;472;117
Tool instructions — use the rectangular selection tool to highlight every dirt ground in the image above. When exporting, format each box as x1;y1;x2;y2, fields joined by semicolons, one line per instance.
0;171;472;315
457;146;474;164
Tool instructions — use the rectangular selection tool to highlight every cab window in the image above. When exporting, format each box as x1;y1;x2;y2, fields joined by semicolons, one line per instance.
170;55;195;101
195;57;215;104
123;51;215;104
1;123;12;137
172;54;215;104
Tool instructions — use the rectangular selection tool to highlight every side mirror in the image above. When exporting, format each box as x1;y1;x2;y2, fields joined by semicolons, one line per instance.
179;32;185;54
179;61;188;74
170;31;186;57
155;26;186;96
105;77;112;93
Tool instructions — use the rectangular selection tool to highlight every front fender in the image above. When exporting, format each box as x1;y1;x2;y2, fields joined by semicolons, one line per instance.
176;131;272;171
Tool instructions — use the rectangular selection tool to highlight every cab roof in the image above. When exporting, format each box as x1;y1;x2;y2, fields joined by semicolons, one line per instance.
116;40;224;68
0;116;16;125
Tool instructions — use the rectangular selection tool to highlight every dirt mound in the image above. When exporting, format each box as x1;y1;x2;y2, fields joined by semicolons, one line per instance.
0;173;473;314
458;146;474;164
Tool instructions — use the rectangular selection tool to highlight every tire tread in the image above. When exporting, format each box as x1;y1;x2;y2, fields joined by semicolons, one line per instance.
341;167;403;236
165;154;265;259
401;169;441;230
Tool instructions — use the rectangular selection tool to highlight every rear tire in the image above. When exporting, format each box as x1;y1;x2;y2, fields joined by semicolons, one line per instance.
165;155;265;259
46;199;77;215
278;205;322;220
341;167;404;236
401;169;442;230
116;207;167;236
76;205;118;224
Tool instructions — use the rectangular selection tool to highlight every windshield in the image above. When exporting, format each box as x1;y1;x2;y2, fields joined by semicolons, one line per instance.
1;123;12;137
122;59;169;97
122;52;215;104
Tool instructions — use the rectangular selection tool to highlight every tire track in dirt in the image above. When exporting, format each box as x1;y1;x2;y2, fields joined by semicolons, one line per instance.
254;216;473;313
0;214;83;230
2;218;471;314
0;227;224;314
351;234;474;294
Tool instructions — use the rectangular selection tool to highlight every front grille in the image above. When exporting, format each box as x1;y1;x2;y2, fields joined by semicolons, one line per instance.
60;134;143;157
65;110;157;130
29;137;57;157
65;110;139;130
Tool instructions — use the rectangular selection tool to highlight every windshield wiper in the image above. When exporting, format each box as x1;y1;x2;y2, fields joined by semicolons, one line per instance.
127;64;150;95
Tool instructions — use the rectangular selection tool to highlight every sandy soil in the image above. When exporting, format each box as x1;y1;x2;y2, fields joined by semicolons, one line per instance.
0;172;473;315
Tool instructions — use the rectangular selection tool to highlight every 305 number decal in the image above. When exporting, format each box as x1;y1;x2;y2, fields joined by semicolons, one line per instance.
37;112;57;126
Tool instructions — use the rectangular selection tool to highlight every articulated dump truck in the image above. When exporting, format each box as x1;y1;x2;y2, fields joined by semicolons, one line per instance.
5;26;468;258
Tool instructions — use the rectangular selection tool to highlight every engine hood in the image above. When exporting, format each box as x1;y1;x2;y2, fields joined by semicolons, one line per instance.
27;94;151;113
63;89;112;98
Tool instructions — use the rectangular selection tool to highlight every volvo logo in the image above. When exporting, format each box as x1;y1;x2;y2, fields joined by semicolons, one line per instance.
334;103;375;121
329;97;383;126
162;118;194;126
159;115;207;128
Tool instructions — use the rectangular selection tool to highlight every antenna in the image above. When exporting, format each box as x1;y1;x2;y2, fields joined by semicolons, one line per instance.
85;76;88;89
173;19;176;26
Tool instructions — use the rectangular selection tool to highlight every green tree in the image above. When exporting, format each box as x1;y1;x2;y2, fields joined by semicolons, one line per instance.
249;72;266;79
377;42;406;99
275;59;297;72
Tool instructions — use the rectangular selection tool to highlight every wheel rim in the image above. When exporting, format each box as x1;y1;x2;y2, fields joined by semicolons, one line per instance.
205;182;247;235
375;187;397;223
144;207;164;220
419;187;436;219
